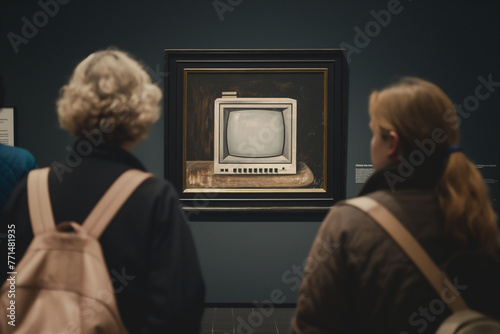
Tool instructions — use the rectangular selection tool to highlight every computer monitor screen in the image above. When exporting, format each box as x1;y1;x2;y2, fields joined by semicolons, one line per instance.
226;109;285;158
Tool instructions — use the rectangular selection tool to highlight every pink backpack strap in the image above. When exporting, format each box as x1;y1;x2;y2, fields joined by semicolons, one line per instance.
83;169;153;239
27;167;55;235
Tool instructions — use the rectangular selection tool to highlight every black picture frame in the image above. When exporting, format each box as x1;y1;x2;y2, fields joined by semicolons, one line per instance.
164;49;348;212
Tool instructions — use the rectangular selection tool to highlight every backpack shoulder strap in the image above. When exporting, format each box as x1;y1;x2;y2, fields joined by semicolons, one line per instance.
345;196;469;313
83;169;153;239
27;167;56;235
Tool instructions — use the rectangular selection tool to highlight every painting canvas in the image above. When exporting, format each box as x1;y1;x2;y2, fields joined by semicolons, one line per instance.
185;69;326;191
164;49;348;211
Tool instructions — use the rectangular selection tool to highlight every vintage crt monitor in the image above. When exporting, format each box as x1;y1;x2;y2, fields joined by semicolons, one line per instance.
214;92;297;175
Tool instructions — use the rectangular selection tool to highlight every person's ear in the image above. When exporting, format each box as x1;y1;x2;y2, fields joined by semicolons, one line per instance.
387;130;401;159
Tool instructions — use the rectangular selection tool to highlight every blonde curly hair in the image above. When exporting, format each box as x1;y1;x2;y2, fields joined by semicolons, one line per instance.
57;48;162;146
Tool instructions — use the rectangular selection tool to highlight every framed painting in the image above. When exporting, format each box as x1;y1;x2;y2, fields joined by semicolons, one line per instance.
164;49;348;212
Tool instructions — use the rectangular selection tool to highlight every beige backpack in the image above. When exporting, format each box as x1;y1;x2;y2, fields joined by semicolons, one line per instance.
0;167;151;333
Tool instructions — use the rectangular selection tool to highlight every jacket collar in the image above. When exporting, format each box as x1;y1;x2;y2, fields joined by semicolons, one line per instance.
359;156;447;196
73;139;146;171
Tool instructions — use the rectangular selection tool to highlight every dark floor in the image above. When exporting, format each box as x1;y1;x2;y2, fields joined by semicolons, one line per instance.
201;307;295;334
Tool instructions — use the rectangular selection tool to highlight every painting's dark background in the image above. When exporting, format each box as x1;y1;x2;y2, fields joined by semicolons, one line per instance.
1;0;498;304
186;70;326;189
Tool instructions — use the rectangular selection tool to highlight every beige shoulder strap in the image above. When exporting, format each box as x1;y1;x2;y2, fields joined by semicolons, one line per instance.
27;168;152;238
27;167;55;235
83;169;153;239
345;196;468;313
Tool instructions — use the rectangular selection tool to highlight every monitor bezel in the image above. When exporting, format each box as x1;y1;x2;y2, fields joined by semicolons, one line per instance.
214;98;297;175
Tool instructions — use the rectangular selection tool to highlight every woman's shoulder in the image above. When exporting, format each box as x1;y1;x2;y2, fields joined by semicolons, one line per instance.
134;174;180;199
320;189;443;250
320;191;393;240
324;190;405;230
0;144;37;167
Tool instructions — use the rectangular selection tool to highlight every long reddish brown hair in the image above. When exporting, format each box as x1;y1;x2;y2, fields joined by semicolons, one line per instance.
369;77;498;254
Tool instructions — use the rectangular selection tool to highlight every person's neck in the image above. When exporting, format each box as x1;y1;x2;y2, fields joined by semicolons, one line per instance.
120;141;138;152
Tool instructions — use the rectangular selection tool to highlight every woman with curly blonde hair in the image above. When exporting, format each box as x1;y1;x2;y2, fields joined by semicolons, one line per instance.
1;49;205;333
57;48;161;149
292;77;500;333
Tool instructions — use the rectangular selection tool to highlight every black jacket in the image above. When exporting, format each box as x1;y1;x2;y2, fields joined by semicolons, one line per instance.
1;141;205;333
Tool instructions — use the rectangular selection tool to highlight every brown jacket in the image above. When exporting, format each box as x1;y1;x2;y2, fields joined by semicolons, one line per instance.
291;188;500;333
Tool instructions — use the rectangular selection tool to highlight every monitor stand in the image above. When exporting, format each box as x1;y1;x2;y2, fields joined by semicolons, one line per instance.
186;161;314;189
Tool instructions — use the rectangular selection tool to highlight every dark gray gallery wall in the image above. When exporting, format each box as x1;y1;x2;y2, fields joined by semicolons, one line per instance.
0;0;498;304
